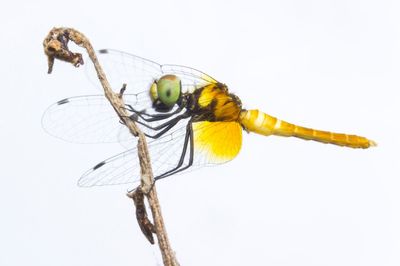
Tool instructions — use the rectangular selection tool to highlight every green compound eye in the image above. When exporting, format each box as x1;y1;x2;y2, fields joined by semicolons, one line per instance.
157;75;181;107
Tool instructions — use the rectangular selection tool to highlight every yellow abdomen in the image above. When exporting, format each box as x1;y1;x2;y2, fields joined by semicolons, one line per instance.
239;109;376;149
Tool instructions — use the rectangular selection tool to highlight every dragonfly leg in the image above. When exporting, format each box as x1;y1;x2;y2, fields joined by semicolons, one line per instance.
154;121;194;181
143;112;192;139
135;112;189;131
125;104;183;122
144;118;181;139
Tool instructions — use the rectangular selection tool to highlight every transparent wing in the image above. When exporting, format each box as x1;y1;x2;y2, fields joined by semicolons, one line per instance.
86;49;162;94
42;93;189;147
41;94;151;144
86;49;219;95
78;117;190;187
161;64;218;93
78;120;243;187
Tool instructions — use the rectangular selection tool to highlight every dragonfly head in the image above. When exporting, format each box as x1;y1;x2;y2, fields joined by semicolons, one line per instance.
150;74;182;112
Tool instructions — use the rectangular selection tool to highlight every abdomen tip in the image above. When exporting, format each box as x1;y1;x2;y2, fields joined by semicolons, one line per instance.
369;140;378;147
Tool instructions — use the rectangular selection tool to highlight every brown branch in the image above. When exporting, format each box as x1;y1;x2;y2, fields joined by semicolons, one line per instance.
130;187;156;245
43;27;179;266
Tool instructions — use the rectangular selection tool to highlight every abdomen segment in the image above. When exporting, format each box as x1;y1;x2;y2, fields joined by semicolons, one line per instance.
239;109;376;149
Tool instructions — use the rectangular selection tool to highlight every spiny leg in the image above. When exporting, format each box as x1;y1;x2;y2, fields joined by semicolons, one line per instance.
144;118;182;139
134;113;189;131
154;121;194;181
118;115;182;139
118;112;171;126
118;112;183;139
126;104;183;122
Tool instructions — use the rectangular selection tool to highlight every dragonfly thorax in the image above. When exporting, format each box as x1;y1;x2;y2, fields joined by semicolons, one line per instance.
186;83;242;123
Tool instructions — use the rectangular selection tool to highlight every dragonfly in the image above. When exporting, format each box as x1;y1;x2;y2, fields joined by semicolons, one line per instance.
42;49;376;187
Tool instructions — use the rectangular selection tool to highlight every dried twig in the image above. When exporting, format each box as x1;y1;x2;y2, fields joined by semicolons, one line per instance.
43;27;179;266
130;187;156;244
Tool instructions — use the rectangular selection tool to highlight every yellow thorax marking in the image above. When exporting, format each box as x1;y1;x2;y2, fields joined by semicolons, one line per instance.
198;84;241;121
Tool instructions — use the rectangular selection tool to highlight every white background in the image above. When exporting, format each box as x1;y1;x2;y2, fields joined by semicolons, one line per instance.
1;0;399;265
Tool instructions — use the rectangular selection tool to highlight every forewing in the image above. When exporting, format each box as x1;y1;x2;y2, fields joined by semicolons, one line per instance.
41;94;150;144
86;49;163;95
161;64;218;93
87;49;219;95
